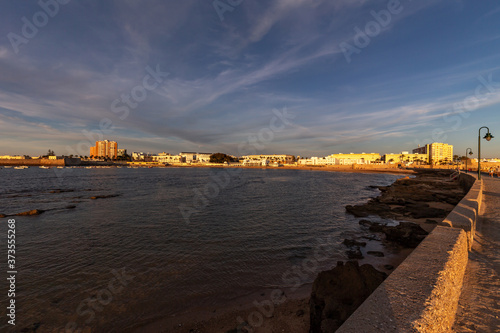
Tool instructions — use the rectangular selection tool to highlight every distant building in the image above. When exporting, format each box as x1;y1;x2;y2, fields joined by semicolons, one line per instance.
298;157;337;165
383;152;428;164
197;153;213;163
131;152;150;161
151;153;183;164
0;155;23;159
243;154;295;164
413;143;453;164
117;149;127;157
90;140;118;159
180;152;197;163
328;153;381;164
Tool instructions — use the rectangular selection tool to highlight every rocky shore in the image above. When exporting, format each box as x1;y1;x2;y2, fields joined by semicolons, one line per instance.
138;169;468;333
310;169;467;332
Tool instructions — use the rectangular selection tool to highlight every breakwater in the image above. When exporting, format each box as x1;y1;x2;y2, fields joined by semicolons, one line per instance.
337;172;481;332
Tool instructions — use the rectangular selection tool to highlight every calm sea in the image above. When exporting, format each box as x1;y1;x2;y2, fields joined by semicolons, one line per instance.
0;167;402;332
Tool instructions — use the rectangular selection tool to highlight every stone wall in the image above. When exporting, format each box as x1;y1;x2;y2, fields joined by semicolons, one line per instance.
337;172;482;333
0;158;65;166
441;174;481;250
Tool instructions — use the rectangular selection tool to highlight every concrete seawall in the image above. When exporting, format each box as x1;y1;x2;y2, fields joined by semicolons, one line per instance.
338;172;482;333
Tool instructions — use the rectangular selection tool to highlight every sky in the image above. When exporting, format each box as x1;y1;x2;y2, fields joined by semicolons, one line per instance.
1;0;500;158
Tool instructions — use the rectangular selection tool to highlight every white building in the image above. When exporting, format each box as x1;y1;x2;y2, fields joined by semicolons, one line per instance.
151;153;183;164
298;157;337;165
132;152;149;161
197;153;213;163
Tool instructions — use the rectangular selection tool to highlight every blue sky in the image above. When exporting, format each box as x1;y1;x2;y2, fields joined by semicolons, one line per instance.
1;0;499;158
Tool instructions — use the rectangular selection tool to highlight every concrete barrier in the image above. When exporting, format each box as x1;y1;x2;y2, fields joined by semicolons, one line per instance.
441;173;482;250
337;172;482;333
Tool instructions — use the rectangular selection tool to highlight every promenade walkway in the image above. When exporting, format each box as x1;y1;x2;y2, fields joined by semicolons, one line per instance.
453;177;500;332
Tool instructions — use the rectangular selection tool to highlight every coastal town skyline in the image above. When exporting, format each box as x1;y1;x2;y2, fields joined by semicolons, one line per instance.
1;2;500;157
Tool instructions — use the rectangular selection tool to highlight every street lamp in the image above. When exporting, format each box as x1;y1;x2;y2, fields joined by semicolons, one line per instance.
465;148;473;173
478;126;494;180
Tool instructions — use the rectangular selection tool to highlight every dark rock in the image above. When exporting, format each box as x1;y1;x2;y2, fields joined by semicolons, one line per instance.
343;239;367;247
346;247;363;259
65;205;76;209
90;194;120;200
367;251;385;257
409;207;448;219
296;309;305;317
425;219;438;224
382;222;429;248
361;234;381;241
384;265;394;270
16;209;44;216
368;222;385;233
358;219;372;227
346;205;368;217
310;261;387;333
48;189;75;193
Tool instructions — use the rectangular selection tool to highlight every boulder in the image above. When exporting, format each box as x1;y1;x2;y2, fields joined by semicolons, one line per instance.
382;222;428;248
15;209;44;216
90;194;119;200
367;251;384;257
346;247;363;259
310;261;387;333
342;239;367;247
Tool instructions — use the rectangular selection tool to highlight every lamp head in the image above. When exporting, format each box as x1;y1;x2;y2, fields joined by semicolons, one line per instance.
468;151;473;155
484;132;494;141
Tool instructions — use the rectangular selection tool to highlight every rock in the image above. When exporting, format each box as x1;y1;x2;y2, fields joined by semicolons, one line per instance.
367;251;384;257
346;202;392;218
368;222;385;232
346;205;369;217
359;219;372;227
48;189;74;193
359;219;386;232
382;222;429;248
409;207;449;219
310;261;387;333
343;239;367;247
90;194;120;200
362;234;381;241
425;219;438;224
16;209;44;216
346;247;363;259
65;205;77;209
296;309;305;317
384;265;394;270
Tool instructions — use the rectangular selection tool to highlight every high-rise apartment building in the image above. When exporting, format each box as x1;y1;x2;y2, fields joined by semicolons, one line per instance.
412;143;453;164
90;140;118;159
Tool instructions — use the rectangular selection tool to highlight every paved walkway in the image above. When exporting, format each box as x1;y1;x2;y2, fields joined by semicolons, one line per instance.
453;177;500;332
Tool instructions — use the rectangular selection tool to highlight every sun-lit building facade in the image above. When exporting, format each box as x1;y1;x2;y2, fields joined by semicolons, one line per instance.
413;143;453;164
90;140;118;159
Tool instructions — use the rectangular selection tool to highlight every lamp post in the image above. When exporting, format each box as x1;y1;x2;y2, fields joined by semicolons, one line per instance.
465;148;473;173
478;126;494;180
